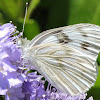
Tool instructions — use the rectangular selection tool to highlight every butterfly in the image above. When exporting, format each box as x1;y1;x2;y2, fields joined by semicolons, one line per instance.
17;23;100;96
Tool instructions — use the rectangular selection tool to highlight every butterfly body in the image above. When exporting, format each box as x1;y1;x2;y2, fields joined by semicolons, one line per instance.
19;23;99;96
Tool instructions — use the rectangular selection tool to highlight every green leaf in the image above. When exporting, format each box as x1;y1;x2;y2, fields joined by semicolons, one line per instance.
68;0;100;25
27;0;40;19
91;3;100;25
0;0;20;19
16;18;40;40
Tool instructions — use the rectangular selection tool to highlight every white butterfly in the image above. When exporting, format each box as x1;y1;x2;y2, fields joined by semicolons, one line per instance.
17;23;99;96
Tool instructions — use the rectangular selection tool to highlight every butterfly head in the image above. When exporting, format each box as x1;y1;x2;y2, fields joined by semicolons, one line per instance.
17;37;30;57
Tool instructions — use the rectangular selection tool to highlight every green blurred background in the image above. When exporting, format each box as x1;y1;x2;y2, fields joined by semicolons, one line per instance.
0;0;100;99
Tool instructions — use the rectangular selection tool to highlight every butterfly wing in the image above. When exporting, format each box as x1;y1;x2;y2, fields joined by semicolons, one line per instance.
25;23;100;96
29;43;97;96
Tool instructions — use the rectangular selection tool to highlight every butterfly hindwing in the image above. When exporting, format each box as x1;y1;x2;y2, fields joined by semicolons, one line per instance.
29;43;97;96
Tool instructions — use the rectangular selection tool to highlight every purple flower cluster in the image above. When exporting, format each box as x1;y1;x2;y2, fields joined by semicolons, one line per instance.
0;23;94;100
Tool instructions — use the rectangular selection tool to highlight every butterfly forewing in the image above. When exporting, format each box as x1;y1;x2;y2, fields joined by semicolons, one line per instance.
22;23;100;96
29;24;100;61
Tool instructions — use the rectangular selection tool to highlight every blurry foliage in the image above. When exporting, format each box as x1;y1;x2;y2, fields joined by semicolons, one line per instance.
68;0;100;25
0;0;100;99
0;0;40;39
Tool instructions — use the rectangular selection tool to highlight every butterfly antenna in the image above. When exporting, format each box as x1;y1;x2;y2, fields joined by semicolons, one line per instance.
22;2;28;37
